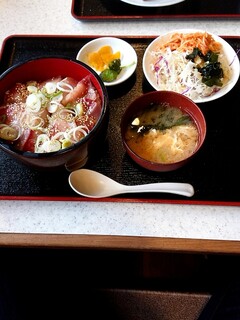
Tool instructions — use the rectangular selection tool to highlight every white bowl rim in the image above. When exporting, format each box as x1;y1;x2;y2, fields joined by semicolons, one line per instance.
120;0;185;8
142;28;240;103
76;36;138;87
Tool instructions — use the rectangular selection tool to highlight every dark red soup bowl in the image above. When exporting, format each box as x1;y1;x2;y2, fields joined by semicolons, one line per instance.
0;57;109;171
121;91;206;172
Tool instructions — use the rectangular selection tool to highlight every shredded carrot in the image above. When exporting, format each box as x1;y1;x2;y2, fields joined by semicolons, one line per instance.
157;32;222;55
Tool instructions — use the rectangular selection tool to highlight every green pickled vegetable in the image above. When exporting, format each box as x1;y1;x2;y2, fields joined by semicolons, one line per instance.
100;68;120;82
100;58;122;82
100;58;135;83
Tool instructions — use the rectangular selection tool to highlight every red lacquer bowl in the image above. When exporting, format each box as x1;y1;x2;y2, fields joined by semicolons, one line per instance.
0;57;109;171
121;90;206;172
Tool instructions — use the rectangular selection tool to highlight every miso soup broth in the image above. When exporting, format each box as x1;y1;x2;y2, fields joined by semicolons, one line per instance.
125;102;199;164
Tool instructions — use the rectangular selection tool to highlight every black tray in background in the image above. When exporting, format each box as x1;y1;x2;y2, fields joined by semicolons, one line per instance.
71;0;240;20
0;35;240;206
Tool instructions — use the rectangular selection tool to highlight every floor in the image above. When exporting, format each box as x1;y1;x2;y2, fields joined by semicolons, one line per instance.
0;248;240;319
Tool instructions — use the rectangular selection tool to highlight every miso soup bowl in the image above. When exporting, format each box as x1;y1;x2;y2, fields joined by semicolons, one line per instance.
121;91;207;172
0;57;109;171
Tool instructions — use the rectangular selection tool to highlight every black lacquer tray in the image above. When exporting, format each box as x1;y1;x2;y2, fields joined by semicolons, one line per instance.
0;34;240;206
71;0;240;21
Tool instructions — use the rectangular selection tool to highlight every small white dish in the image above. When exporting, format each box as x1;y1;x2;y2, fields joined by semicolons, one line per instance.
143;29;240;103
76;37;137;86
120;0;185;7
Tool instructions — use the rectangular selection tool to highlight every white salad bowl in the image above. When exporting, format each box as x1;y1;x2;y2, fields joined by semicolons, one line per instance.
143;29;240;103
76;37;138;87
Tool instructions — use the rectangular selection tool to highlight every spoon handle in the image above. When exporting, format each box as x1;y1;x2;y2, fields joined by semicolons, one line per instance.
123;182;194;197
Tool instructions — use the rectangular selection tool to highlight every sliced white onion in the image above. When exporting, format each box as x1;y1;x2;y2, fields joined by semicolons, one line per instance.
58;108;76;121
47;101;62;113
75;102;84;116
19;112;29;127
0;125;19;141
42;139;61;152
35;134;50;152
27;85;38;93
66;125;89;142
26;115;44;130
52;131;66;141
44;82;57;94
74;125;89;138
56;80;73;93
26;93;41;113
37;92;47;104
52;93;63;103
0;124;8;130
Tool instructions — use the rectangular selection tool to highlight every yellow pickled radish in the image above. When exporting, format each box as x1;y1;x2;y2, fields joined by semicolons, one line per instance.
87;45;121;72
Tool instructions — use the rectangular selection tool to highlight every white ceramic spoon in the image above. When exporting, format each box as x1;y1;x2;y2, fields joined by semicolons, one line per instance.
69;169;194;198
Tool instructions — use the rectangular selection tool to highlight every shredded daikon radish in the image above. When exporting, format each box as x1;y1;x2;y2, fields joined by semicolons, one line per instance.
150;47;230;100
